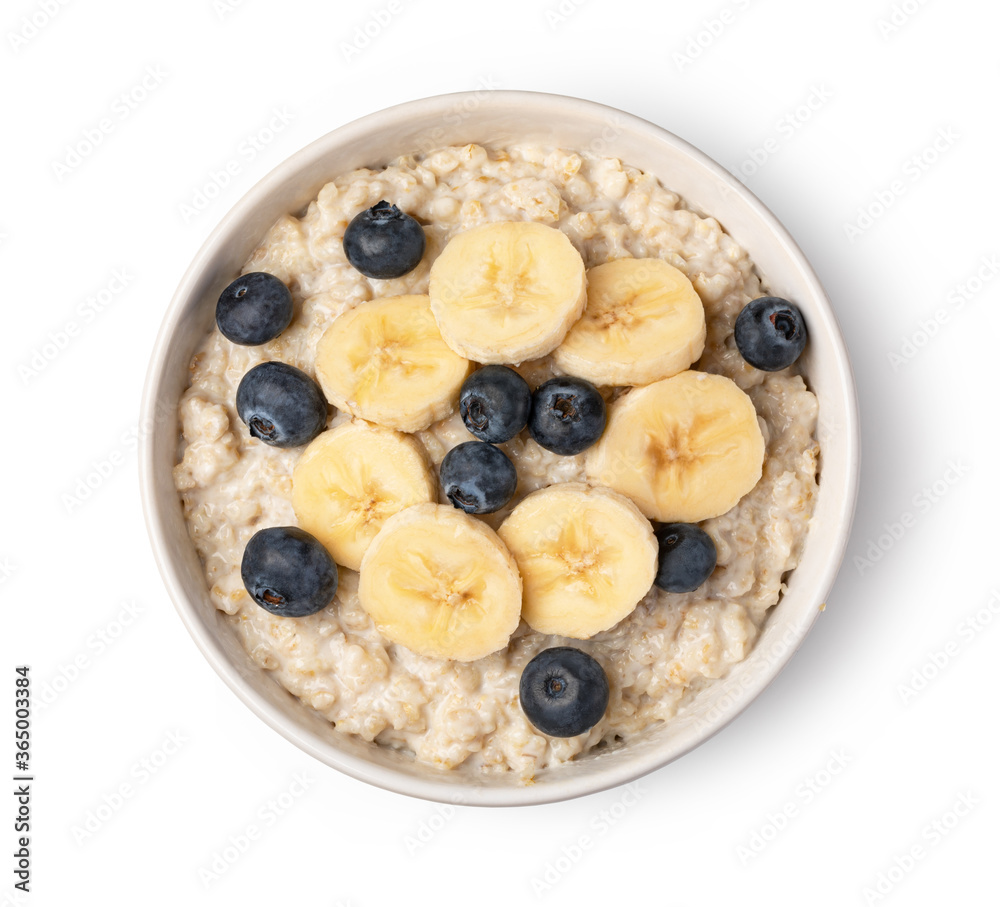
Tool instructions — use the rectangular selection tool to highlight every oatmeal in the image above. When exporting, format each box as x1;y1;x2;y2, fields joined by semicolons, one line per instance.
173;143;819;778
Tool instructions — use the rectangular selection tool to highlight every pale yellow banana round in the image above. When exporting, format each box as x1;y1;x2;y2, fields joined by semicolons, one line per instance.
359;503;523;662
553;258;706;386
586;370;765;522
292;421;435;571
428;221;587;364
314;295;471;433
497;483;657;639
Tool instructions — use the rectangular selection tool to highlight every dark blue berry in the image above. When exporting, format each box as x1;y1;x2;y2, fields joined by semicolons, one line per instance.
440;441;517;514
529;377;606;456
216;271;293;346
653;523;717;593
519;647;609;738
734;296;807;371
236;361;328;448
241;526;339;618
343;201;426;279
459;365;531;443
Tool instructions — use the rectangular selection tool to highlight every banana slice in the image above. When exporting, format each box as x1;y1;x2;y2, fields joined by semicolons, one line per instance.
315;295;471;433
553;258;706;386
586;370;765;522
497;483;657;638
359;503;523;662
428;221;587;364
292;421;436;571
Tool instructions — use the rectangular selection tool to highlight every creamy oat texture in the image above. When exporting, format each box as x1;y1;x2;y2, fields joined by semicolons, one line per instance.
174;143;819;778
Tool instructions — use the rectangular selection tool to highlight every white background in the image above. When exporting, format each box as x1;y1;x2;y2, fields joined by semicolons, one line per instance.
3;0;998;904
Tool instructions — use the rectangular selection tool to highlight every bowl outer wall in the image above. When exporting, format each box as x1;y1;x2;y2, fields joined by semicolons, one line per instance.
140;90;860;807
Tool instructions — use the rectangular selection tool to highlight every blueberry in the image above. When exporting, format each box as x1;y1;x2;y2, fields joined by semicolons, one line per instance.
241;526;339;618
734;296;807;371
653;523;717;593
343;200;426;279
459;365;532;443
440;441;517;514
529;377;606;456
519;647;609;738
236;361;328;448
216;271;293;346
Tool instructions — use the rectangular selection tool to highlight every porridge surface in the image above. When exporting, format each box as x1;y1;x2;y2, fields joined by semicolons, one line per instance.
173;143;819;778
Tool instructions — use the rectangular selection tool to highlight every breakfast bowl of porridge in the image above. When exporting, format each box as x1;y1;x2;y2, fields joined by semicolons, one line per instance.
140;91;859;806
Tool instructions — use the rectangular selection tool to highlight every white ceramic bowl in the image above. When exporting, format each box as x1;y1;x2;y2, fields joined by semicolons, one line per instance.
140;91;859;807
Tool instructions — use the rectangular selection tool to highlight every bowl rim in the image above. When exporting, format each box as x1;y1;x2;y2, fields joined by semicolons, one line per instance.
140;89;860;807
